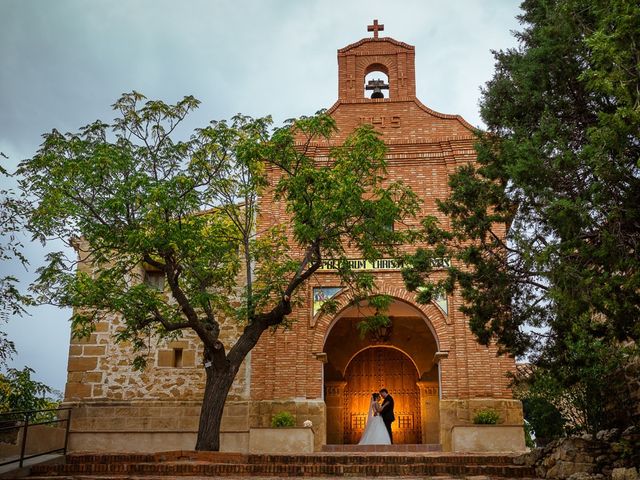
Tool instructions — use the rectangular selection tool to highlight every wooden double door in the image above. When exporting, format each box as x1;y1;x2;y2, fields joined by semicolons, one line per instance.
343;347;421;444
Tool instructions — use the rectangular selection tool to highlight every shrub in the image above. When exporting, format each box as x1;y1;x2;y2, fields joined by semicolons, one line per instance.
0;367;60;422
473;408;500;424
523;420;536;449
521;396;565;446
270;411;295;428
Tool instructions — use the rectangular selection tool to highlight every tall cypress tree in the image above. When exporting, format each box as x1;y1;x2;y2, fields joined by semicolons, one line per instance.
403;0;640;432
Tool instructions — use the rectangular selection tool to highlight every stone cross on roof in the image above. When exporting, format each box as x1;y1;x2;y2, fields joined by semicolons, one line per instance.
367;19;384;38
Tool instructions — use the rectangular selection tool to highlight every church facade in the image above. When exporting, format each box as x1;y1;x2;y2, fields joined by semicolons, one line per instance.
63;24;524;453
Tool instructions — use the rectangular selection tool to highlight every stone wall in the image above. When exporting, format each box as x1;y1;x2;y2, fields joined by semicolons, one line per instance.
606;356;640;428
65;311;249;404
516;427;640;480
65;232;250;405
248;400;326;452
249;427;314;454
440;399;525;451
67;400;199;452
67;399;324;453
0;424;66;459
452;425;526;452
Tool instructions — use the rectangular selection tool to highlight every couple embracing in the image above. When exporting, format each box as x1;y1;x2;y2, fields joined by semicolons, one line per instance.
359;388;395;445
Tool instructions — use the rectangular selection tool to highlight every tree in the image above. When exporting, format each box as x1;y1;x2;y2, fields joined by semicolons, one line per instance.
0;367;59;416
402;0;639;432
0;160;31;366
513;330;630;442
18;92;419;450
0;367;60;439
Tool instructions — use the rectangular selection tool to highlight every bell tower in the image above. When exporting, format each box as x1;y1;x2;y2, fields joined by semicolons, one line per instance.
338;19;416;101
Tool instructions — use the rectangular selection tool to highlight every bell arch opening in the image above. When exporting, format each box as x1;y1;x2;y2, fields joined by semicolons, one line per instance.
323;298;441;445
364;63;390;99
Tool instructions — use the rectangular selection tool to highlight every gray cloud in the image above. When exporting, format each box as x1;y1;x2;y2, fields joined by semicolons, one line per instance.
0;0;521;391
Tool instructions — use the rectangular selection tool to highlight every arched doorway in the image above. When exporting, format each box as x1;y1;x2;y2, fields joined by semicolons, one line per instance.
343;347;421;444
323;298;441;445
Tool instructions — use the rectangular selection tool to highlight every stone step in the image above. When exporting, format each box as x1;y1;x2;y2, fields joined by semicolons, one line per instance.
248;454;521;466
28;452;537;478
65;452;246;464
62;451;521;466
322;443;443;452
30;462;536;477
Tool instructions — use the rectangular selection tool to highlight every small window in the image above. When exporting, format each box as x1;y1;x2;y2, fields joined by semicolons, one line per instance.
398;414;414;429
351;414;367;430
144;270;164;291
173;348;183;368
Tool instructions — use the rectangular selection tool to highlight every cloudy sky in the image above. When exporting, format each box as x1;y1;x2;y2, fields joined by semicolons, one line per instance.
0;0;522;392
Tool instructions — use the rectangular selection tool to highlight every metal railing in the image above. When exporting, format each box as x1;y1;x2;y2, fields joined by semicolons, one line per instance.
0;407;72;468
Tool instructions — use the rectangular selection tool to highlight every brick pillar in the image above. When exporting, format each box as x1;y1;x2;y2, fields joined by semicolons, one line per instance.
325;381;347;444
417;380;440;444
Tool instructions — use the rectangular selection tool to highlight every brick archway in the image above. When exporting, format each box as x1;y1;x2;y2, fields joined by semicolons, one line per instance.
311;285;450;355
359;57;396;98
364;62;390;76
322;306;442;445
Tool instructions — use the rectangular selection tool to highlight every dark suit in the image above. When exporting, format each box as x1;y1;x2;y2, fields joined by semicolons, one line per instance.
379;394;395;444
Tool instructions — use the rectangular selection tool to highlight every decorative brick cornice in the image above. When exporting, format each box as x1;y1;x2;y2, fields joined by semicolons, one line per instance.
338;36;415;54
324;99;477;133
414;99;478;131
293;134;476;151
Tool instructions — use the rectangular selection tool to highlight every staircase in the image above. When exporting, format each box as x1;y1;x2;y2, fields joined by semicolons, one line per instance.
322;443;443;452
26;450;537;478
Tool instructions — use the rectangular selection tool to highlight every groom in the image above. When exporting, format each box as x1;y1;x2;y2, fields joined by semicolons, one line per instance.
378;388;395;444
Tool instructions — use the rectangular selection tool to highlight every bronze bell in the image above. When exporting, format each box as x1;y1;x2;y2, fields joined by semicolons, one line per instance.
366;78;389;99
370;87;384;99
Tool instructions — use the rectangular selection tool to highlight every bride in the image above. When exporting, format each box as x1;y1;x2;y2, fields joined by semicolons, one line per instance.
359;393;391;445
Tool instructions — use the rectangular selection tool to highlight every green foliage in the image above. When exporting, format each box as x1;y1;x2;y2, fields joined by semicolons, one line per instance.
270;411;295;428
0;159;32;366
18;94;419;363
523;421;536;449
0;367;60;422
515;330;635;435
355;295;393;338
521;396;565;446
472;409;500;425
403;0;640;432
17;92;420;449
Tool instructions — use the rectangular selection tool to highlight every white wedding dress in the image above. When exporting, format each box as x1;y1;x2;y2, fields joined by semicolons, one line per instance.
358;399;391;445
